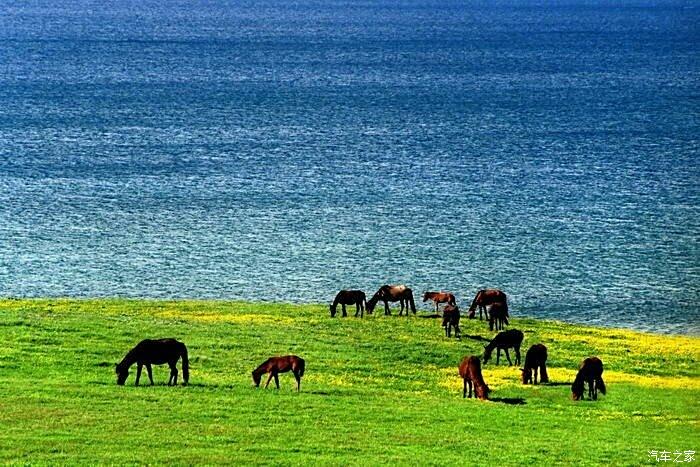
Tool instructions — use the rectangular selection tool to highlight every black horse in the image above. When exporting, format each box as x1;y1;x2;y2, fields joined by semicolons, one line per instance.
116;338;189;386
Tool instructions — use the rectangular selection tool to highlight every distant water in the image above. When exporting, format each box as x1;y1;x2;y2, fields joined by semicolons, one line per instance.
0;0;698;334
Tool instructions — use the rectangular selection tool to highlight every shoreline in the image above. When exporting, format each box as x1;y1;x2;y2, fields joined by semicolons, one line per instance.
2;296;698;338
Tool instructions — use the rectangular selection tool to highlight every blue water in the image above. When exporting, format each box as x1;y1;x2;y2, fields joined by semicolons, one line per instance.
1;0;698;334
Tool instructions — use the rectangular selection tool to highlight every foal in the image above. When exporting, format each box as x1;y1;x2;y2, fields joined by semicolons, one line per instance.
115;338;189;386
482;329;524;366
458;356;490;399
572;357;606;401
330;290;367;318
423;291;456;313
442;303;461;338
488;302;509;331
252;355;305;391
521;343;549;384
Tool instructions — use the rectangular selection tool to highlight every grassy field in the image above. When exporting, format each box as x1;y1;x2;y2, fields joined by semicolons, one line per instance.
0;299;698;465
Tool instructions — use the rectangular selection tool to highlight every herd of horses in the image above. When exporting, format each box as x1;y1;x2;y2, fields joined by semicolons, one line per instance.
115;286;606;401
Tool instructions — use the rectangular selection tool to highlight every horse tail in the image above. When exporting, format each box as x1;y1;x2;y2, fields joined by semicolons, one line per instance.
596;375;606;395
180;343;190;385
296;358;306;378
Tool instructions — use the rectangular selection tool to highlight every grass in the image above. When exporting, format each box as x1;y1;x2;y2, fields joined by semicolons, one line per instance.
0;299;698;465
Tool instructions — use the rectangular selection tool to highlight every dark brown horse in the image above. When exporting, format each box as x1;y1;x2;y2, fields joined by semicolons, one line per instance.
459;356;490;399
367;285;416;316
521;343;549;384
115;338;189;386
488;301;509;331
330;290;367;318
442;303;461;338
252;355;305;391
423;291;456;313
467;289;508;320
572;357;606;401
483;329;523;366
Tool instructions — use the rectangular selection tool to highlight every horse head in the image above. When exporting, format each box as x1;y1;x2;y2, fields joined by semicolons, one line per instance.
422;292;430;302
520;368;531;384
115;363;129;386
252;371;262;387
329;303;337;317
482;346;492;365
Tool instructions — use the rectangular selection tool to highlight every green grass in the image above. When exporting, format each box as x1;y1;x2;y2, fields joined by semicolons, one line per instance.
0;299;698;465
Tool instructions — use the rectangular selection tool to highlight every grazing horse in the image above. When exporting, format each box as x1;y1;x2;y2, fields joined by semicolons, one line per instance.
442;303;461;338
458;356;490;399
482;329;523;366
330;290;367;318
115;338;189;386
367;285;417;316
422;291;456;313
572;357;606;401
467;289;508;320
488;301;510;331
521;343;549;385
252;355;306;392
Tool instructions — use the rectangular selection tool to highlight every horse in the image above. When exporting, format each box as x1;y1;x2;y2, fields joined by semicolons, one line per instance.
442;303;461;338
115;338;189;386
488;301;509;331
467;289;508;320
482;329;523;366
458;356;490;399
572;357;606;401
521;343;549;384
252;355;305;391
366;285;416;316
330;290;367;318
422;291;456;313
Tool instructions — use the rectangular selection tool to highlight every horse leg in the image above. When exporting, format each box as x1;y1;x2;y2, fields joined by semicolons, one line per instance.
463;378;467;398
146;364;154;385
342;304;347;318
355;303;360;318
135;364;143;386
455;325;461;339
384;300;390;316
505;349;513;366
534;367;539;385
592;379;597;400
294;372;301;392
273;373;280;389
168;362;178;386
496;349;501;365
515;347;521;366
265;372;274;389
468;380;473;398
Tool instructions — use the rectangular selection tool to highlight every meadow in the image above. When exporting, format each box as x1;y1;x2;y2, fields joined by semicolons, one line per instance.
0;299;698;465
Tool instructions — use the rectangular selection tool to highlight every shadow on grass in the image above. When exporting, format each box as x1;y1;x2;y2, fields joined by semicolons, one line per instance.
490;397;526;405
542;382;571;387
463;334;491;343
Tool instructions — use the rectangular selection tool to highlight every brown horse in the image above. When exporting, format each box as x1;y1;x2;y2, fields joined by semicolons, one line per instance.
488;301;509;331
252;355;305;391
467;289;508;320
330;290;367;318
442;304;461;338
521;343;549;384
367;285;416;316
115;338;189;386
483;329;523;366
572;357;606;401
422;291;456;313
459;356;490;399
